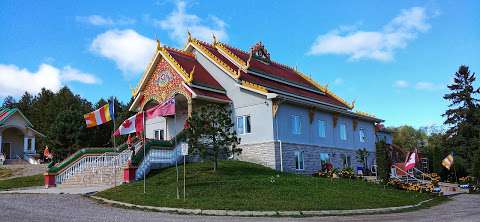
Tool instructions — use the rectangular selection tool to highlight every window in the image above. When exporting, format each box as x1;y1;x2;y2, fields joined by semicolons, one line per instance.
359;128;366;143
27;138;32;150
341;154;351;168
318;120;326;138
339;123;347;140
320;153;330;169
237;115;251;135
295;151;304;170
154;130;165;140
291;115;302;135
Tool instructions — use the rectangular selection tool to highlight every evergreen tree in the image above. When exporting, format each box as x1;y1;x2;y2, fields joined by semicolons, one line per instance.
443;65;480;172
375;141;390;182
1;96;16;109
17;92;33;117
185;104;240;171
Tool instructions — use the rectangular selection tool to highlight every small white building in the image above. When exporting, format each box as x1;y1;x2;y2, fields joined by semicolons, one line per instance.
0;108;44;164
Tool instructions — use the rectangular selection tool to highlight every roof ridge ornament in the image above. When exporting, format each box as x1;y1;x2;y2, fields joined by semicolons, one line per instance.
212;33;218;45
249;41;271;64
156;39;161;51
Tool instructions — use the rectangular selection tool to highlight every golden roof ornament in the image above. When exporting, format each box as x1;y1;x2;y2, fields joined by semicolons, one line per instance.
212;33;218;45
156;39;161;50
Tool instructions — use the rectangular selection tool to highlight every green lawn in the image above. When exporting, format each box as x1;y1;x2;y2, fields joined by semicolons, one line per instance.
0;174;44;190
97;160;436;211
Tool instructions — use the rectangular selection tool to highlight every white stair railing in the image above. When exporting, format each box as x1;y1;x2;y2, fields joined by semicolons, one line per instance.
82;149;132;185
135;144;182;180
55;149;132;185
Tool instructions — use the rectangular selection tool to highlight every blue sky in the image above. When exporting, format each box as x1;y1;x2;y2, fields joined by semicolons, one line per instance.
0;0;479;128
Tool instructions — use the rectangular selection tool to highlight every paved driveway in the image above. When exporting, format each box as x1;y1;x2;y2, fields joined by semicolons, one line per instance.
0;193;478;222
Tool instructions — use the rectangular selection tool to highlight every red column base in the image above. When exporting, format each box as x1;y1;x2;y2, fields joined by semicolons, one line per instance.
123;164;137;184
44;172;56;188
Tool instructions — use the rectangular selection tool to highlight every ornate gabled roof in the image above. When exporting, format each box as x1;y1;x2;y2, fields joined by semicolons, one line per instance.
187;37;353;110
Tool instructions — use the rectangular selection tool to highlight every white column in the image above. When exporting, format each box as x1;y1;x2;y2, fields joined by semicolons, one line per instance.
31;137;35;152
24;136;28;154
0;135;3;154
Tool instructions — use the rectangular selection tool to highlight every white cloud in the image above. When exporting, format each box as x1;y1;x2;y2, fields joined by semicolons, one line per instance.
308;7;432;61
415;81;441;90
90;29;156;76
76;15;135;26
393;80;442;91
0;63;100;97
333;78;344;85
155;0;228;44
394;80;410;88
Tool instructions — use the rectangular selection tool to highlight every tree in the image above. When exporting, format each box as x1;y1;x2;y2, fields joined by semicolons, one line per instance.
185;104;241;171
1;96;16;109
390;125;427;152
443;65;480;173
46;110;89;161
356;148;369;172
375;141;390;182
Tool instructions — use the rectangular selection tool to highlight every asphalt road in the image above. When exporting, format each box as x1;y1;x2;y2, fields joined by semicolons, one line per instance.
0;193;478;222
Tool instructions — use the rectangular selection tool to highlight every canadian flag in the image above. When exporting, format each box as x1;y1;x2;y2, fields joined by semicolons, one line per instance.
404;150;417;171
113;112;144;136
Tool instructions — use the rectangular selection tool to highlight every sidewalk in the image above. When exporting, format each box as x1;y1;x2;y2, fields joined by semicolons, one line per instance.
0;184;112;195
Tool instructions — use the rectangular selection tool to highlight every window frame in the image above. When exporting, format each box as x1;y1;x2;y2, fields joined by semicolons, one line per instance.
291;115;302;135
236;115;251;135
294;150;305;170
339;123;347;141
359;128;366;143
154;129;165;140
318;120;326;138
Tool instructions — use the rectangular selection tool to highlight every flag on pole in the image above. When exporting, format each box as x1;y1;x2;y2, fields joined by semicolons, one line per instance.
113;113;144;136
442;153;454;170
84;101;114;128
146;98;175;120
404;150;417;171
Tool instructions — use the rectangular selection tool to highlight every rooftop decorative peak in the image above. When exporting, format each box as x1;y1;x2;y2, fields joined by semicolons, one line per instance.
212;33;218;45
156;39;161;51
249;41;271;63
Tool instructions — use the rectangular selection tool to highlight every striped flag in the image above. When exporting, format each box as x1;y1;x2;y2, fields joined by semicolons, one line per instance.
442;153;454;170
84;101;114;128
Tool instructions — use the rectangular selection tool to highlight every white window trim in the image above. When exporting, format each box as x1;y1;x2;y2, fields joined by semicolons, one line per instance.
359;128;366;143
237;115;252;135
318;119;326;138
295;150;305;170
340;123;347;141
291;115;302;135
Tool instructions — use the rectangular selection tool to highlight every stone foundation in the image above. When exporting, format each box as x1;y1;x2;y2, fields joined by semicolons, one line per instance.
238;141;376;175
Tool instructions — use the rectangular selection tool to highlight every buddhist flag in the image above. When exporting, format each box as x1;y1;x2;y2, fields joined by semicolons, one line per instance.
442;153;454;170
146;98;175;120
113;113;144;136
84;101;114;128
404;150;417;171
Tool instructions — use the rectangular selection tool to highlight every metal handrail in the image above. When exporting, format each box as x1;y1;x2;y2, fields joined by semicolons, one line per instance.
391;165;422;183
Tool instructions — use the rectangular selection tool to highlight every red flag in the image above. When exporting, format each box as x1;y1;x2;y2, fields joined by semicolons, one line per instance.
113;112;144;136
146;98;175;120
404;150;417;171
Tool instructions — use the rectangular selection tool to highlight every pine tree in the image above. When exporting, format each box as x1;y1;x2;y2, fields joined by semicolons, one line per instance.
443;65;480;172
185;104;240;171
1;96;17;109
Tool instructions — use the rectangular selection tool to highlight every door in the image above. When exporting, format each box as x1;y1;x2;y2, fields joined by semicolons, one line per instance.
2;143;10;159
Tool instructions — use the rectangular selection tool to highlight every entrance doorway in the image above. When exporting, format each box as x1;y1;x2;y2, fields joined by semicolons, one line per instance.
2;143;11;159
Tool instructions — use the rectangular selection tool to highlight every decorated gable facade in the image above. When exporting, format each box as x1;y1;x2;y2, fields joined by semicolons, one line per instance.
130;34;383;174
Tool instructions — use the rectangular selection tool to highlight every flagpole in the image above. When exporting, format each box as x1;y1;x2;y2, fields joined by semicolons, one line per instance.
112;97;117;187
175;108;179;200
143;111;146;194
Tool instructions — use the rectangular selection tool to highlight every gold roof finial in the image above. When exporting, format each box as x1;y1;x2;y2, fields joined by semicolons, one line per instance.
212;33;218;45
187;65;195;83
351;99;356;109
187;31;192;41
156;39;161;50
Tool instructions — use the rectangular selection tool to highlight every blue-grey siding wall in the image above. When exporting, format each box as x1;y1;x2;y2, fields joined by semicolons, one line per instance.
274;103;376;152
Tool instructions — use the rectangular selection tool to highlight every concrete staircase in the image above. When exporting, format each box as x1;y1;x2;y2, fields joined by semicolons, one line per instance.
59;165;124;187
3;159;29;165
135;143;182;181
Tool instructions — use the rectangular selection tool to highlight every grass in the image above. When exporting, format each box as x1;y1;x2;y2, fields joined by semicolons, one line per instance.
97;160;438;211
0;167;13;179
0;174;44;190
